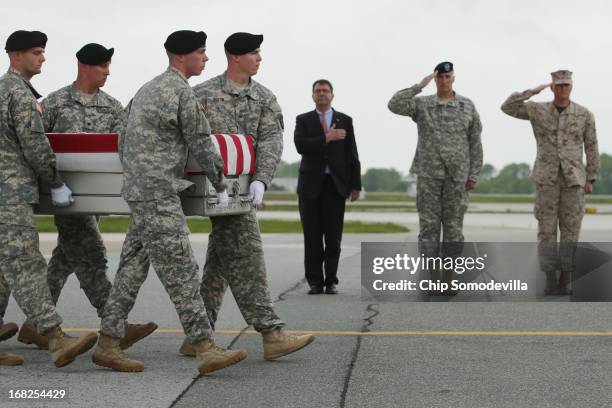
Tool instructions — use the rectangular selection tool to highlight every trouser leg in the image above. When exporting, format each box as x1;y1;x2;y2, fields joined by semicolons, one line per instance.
51;215;111;316
203;212;283;333
321;177;346;286
0;221;62;335
298;195;324;287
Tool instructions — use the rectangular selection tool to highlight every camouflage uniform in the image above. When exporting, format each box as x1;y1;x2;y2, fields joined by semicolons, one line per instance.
388;84;482;254
0;68;64;334
501;89;599;273
100;67;225;342
40;83;125;314
192;72;284;332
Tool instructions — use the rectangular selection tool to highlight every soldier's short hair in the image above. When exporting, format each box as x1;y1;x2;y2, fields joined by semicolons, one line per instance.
312;79;333;93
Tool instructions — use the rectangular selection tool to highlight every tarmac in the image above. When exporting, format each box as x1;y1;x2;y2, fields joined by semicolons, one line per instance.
1;212;612;407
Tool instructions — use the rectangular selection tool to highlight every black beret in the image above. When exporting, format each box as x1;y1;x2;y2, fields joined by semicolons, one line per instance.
5;30;47;52
224;32;263;55
164;30;207;55
76;43;114;65
434;61;453;74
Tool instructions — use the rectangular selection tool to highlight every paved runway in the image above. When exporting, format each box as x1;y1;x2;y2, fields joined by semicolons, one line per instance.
2;218;612;407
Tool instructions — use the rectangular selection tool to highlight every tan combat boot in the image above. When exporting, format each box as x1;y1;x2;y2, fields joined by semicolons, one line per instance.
262;329;315;361
192;339;247;374
0;351;24;366
119;321;158;350
92;334;144;372
0;322;18;342
46;327;98;368
17;321;49;349
179;338;197;357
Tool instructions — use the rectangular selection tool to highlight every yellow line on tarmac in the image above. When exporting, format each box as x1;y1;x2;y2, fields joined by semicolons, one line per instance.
62;328;612;337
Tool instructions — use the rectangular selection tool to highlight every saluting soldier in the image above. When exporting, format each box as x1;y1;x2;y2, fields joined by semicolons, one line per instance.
179;32;314;360
0;30;98;367
501;70;599;295
388;62;483;285
93;30;247;374
12;43;157;350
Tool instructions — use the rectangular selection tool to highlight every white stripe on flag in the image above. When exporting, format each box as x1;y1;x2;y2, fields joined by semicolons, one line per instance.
237;135;251;175
223;134;238;175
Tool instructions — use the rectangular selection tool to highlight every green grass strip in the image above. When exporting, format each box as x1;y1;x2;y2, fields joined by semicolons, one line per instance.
35;216;409;234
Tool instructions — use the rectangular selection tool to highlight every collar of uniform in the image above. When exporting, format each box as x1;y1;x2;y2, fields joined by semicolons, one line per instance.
167;66;189;84
7;67;42;99
549;101;575;116
220;71;259;100
434;91;458;106
68;82;107;107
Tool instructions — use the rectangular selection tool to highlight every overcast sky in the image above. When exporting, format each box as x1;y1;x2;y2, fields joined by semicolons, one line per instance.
2;0;610;174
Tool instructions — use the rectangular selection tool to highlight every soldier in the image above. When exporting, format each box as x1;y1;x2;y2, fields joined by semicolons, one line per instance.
12;43;157;350
179;32;314;361
93;30;247;374
501;70;599;295
0;30;98;366
388;62;483;287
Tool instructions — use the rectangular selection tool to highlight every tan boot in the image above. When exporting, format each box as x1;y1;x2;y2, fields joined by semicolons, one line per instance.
119;321;158;350
0;322;18;342
17;321;49;349
179;338;196;357
92;334;144;372
262;329;315;361
0;351;24;366
192;339;247;374
46;327;98;368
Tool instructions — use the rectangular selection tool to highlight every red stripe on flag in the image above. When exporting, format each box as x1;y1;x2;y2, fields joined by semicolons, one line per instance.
214;134;229;175
245;134;255;175
46;133;119;153
229;134;244;175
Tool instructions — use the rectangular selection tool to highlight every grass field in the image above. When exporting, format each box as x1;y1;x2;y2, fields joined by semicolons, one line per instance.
264;191;612;204
262;204;418;212
34;216;410;234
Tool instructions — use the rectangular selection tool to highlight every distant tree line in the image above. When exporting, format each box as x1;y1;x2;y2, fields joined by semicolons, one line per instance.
274;153;612;194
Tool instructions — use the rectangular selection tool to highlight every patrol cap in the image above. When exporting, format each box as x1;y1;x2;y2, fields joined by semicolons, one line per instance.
224;32;263;55
551;70;572;85
76;43;114;65
164;30;207;55
5;30;47;52
434;61;453;74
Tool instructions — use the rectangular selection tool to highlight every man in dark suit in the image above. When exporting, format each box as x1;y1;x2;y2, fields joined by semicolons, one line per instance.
294;79;361;295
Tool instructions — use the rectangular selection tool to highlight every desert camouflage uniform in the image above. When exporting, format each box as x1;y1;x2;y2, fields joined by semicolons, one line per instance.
41;83;125;313
0;68;63;335
100;67;225;342
501;90;599;273
193;72;284;332
388;84;482;256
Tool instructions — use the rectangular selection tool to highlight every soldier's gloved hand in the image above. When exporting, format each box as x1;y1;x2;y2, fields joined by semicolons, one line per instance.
51;184;75;207
249;180;265;207
216;190;229;209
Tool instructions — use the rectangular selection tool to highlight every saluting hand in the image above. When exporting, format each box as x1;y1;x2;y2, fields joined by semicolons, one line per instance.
419;71;437;89
530;83;552;95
